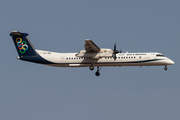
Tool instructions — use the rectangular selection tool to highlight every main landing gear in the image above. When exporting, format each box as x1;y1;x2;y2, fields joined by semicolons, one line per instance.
95;66;102;76
89;65;102;76
89;65;94;71
89;59;96;71
164;65;168;71
89;59;102;76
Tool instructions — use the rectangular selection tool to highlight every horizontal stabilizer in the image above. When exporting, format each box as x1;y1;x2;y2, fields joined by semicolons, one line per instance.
10;31;29;36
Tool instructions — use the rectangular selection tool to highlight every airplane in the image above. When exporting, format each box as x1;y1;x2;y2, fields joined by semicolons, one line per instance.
10;31;174;76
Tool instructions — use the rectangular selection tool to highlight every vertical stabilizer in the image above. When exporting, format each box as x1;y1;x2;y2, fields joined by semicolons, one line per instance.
10;31;37;57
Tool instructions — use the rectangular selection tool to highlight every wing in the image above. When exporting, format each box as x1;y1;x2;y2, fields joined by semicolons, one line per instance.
84;39;100;53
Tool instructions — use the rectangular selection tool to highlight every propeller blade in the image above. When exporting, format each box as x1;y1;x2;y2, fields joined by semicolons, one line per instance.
112;53;117;60
120;49;122;53
114;43;116;51
113;43;119;54
112;43;119;60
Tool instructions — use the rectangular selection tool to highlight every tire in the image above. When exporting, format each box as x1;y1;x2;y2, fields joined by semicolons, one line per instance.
95;72;100;76
89;65;94;71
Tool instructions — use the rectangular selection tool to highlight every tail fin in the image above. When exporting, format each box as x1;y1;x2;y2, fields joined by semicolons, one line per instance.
10;31;37;57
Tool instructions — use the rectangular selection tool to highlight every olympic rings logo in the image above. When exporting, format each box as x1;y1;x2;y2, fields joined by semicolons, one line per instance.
16;37;28;54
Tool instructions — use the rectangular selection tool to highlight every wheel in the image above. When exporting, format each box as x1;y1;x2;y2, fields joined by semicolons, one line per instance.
95;71;100;76
164;66;167;71
89;65;94;71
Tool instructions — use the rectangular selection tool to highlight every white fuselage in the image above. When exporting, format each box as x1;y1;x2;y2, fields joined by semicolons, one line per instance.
10;31;174;76
35;49;174;67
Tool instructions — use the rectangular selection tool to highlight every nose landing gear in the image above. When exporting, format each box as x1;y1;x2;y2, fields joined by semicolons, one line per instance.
164;66;167;71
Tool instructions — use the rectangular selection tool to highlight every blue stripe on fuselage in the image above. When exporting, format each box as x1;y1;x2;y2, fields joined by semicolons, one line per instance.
19;54;55;64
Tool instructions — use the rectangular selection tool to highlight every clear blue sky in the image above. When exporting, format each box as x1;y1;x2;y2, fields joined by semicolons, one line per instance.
1;0;179;120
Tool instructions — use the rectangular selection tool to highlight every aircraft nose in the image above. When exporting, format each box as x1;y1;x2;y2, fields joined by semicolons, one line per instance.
168;59;175;65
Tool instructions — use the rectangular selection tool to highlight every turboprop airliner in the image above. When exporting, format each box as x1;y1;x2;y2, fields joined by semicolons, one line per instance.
10;31;174;76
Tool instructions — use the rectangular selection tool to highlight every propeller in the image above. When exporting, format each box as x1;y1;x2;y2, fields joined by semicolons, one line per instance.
112;44;122;60
112;43;119;60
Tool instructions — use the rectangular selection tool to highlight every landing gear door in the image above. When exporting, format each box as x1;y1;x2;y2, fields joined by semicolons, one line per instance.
61;56;66;64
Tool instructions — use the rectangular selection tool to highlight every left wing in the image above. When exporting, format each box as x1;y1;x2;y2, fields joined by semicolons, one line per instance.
84;39;100;53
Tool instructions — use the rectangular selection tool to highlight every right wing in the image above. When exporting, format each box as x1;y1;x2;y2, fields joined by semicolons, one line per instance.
84;39;100;53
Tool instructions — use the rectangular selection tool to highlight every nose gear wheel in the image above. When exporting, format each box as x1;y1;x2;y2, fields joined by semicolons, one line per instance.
164;66;167;71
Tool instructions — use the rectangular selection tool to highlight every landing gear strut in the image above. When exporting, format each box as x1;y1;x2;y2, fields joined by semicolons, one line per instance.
95;66;102;76
164;66;167;71
89;59;96;71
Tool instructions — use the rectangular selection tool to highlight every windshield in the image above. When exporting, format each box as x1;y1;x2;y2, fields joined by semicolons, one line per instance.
156;54;165;57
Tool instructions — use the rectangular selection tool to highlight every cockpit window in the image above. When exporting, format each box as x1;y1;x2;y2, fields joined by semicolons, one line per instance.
156;54;165;57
